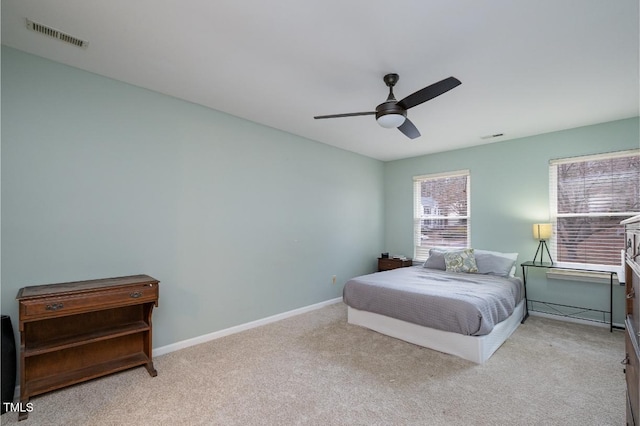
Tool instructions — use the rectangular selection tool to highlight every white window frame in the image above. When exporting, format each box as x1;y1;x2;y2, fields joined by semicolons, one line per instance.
413;170;471;261
549;149;640;272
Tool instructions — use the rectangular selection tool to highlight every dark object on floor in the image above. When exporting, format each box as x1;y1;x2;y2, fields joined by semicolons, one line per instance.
1;314;17;414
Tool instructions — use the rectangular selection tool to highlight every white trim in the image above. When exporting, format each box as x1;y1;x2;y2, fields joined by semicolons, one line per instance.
547;250;626;283
548;150;640;267
528;310;624;329
545;268;620;285
549;148;640;165
413;170;471;261
153;297;342;357
11;298;343;400
412;169;470;181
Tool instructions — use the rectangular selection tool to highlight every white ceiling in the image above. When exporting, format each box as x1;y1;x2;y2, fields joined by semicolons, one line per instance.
2;1;638;161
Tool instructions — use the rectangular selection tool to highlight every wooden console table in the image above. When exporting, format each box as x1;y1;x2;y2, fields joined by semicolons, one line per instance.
16;275;159;420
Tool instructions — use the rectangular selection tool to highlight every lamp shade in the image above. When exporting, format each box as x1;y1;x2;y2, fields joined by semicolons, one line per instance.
532;223;552;240
376;113;406;128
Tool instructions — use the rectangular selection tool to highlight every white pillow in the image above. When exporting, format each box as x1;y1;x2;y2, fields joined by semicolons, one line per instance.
423;248;447;270
474;249;518;276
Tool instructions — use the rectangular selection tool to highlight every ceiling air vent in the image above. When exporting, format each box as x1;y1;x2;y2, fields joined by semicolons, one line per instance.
480;133;504;140
26;19;88;49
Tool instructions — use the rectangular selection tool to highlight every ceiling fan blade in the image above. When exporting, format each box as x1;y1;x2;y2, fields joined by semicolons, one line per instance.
397;77;461;110
398;118;421;139
314;111;375;119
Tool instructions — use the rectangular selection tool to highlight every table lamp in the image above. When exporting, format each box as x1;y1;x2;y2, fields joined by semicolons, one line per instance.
532;223;553;264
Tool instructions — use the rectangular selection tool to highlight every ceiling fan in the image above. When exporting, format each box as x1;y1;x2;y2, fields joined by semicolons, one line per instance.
314;74;461;139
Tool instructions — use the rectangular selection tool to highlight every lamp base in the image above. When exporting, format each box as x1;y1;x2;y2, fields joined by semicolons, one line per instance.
533;240;553;264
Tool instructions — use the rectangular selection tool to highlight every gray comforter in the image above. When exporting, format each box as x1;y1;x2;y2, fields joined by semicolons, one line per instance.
343;266;523;336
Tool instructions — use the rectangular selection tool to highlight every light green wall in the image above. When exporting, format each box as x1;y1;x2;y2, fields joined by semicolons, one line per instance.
384;117;640;324
1;47;385;347
2;46;638;348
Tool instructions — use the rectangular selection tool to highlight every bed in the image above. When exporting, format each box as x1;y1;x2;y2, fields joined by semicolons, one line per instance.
343;248;524;364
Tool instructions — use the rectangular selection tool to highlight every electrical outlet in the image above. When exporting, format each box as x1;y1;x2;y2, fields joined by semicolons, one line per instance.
332;275;337;284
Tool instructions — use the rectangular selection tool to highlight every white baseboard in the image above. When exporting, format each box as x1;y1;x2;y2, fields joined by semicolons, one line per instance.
529;310;624;329
153;297;343;357
10;297;343;401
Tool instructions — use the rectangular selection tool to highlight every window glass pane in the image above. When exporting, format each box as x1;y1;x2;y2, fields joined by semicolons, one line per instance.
557;216;628;265
557;156;640;214
551;150;640;267
414;171;470;260
419;218;468;248
419;176;468;217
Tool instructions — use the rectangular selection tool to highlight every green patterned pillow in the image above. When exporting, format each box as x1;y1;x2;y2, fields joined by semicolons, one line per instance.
444;248;478;273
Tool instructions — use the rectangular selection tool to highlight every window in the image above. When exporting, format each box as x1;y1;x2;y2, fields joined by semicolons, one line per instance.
413;170;470;261
549;149;640;268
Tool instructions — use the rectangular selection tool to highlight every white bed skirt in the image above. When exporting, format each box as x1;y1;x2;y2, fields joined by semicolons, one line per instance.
347;299;525;364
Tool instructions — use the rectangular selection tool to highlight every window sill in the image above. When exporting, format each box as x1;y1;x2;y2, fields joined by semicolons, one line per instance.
545;268;620;285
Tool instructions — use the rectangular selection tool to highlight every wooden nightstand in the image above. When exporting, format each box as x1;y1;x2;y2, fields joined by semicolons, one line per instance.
378;257;413;272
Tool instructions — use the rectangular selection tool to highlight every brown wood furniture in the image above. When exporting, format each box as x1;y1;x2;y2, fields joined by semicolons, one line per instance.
623;215;640;425
16;274;159;421
378;257;413;272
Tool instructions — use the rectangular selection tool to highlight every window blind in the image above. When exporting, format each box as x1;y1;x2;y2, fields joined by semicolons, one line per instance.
413;170;470;261
549;149;640;267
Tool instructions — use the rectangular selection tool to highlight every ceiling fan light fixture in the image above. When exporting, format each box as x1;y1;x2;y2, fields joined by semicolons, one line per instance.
376;113;406;129
314;74;461;139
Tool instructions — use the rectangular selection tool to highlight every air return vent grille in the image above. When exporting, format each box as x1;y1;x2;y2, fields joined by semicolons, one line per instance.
26;19;88;49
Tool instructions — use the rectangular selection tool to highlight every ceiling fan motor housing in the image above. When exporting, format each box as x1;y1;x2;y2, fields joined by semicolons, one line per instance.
375;101;407;128
375;101;406;119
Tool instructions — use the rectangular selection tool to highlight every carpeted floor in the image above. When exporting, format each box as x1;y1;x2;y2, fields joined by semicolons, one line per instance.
1;302;625;425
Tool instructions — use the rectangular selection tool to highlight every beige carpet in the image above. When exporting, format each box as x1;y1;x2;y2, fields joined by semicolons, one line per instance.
1;303;625;425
